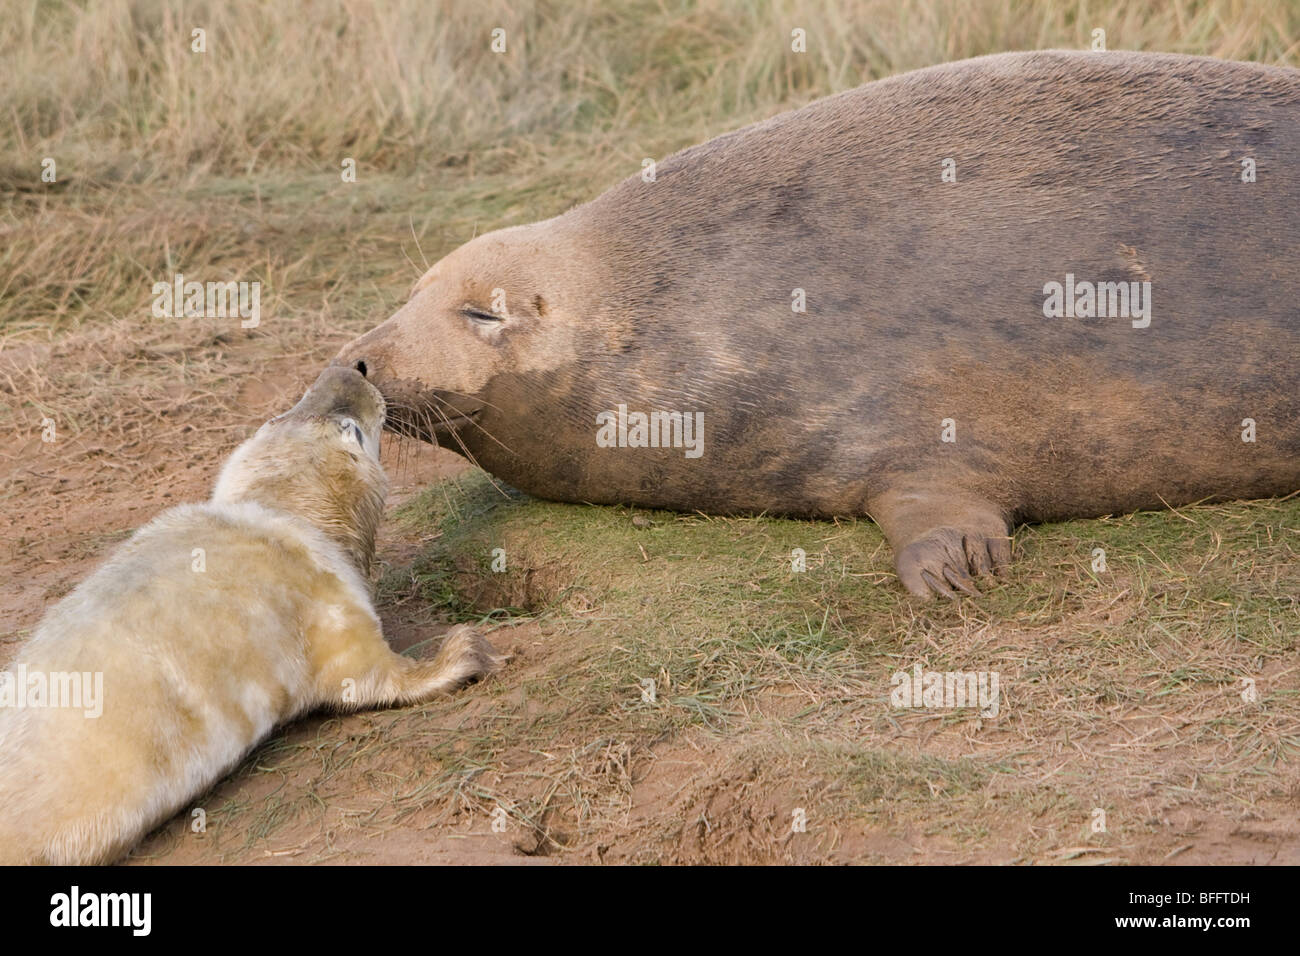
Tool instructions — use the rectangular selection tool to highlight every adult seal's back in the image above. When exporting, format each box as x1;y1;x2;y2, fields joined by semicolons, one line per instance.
337;51;1300;598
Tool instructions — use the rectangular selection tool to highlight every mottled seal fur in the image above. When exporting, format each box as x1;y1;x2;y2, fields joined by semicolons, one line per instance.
0;368;499;865
337;50;1300;598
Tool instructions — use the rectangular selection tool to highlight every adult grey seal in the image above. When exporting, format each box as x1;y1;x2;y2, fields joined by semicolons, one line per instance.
336;50;1300;598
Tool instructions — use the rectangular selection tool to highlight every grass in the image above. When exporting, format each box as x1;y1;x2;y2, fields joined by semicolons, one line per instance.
3;0;1299;863
228;470;1287;862
5;1;1297;181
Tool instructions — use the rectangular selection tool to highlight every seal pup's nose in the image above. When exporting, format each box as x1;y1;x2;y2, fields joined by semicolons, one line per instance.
287;365;383;421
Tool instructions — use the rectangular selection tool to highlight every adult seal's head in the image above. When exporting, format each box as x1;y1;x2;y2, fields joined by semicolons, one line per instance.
335;218;612;462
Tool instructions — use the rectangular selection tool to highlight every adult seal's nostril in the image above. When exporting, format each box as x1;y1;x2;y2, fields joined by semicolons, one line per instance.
326;353;371;377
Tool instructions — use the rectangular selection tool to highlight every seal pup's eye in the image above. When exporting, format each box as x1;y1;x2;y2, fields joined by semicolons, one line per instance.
339;417;365;449
462;307;505;327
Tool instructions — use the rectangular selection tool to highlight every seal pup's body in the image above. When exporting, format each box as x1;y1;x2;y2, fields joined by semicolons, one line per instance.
0;368;497;865
339;51;1300;597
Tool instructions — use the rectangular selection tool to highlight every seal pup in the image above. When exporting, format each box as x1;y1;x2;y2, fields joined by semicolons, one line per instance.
336;50;1300;598
0;367;499;865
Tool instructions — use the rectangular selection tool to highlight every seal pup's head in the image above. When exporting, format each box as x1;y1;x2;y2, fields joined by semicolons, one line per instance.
212;366;389;572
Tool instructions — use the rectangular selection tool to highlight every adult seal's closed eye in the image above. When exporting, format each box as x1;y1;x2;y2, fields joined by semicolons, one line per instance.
336;50;1300;599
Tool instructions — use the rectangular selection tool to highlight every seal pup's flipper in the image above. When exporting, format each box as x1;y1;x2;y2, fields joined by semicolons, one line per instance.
310;611;504;709
868;487;1012;600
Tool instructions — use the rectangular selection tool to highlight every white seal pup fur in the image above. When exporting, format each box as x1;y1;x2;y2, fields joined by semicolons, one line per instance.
0;367;499;864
